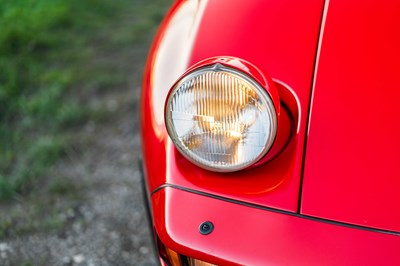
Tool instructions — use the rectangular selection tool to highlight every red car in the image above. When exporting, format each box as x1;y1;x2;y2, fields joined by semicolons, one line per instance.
140;0;400;265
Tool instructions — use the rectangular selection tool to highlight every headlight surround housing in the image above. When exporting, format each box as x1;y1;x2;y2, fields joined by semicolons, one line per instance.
165;57;279;172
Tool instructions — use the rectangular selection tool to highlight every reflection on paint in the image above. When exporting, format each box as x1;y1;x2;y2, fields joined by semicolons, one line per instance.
150;0;208;137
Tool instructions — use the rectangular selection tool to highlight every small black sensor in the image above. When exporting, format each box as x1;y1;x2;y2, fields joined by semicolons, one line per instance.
199;221;214;235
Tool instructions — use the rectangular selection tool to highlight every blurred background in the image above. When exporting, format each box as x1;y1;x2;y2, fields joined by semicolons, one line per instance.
0;0;170;265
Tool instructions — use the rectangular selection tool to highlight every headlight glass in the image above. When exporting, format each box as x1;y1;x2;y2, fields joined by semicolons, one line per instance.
165;64;277;172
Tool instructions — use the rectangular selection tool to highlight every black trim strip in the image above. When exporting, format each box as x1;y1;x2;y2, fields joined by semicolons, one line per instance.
152;184;400;236
139;156;162;266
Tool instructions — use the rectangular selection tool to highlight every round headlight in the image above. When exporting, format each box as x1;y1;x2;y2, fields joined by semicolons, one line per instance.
165;63;277;172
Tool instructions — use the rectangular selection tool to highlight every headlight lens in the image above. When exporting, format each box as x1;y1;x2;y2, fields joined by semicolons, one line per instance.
165;63;277;172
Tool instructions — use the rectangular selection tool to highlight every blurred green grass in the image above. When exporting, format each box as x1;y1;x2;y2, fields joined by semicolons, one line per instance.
0;0;170;200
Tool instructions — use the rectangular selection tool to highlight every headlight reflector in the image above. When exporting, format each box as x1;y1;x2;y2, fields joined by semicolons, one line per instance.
165;63;277;172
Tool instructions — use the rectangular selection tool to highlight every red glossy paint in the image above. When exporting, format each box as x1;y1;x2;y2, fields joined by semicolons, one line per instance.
301;0;400;232
141;0;206;196
141;0;400;264
141;0;324;212
152;187;400;265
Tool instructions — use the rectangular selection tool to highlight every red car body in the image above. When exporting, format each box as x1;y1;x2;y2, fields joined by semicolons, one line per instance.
140;0;400;265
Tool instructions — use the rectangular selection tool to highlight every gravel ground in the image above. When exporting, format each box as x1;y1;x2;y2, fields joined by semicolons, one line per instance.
0;87;157;266
0;1;169;264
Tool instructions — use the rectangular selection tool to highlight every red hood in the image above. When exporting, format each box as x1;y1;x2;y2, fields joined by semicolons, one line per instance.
142;0;324;212
301;0;400;232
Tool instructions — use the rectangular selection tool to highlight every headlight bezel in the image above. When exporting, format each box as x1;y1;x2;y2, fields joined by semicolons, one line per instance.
164;57;280;172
